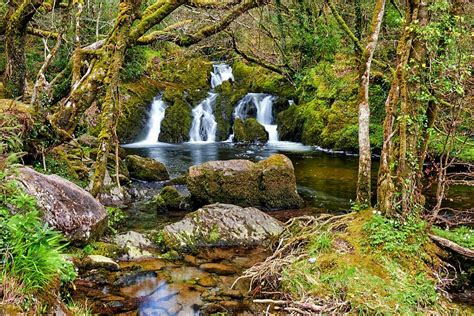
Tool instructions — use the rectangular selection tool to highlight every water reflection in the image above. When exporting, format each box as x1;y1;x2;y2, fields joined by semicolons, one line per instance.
123;141;360;211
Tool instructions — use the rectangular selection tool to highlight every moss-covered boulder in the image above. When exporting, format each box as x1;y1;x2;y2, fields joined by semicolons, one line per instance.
213;81;247;141
162;203;284;251
233;118;269;144
125;155;169;181
187;154;303;210
150;185;192;212
159;90;193;143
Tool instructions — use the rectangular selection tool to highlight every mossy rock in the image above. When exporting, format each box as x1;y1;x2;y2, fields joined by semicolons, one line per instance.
162;203;284;251
213;81;247;141
125;155;169;181
187;154;303;210
159;91;193;143
233;118;268;144
150;185;191;212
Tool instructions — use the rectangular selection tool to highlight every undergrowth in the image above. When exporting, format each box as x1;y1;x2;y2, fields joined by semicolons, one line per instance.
432;225;474;249
243;211;457;314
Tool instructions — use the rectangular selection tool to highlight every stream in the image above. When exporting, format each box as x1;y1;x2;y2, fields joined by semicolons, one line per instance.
73;63;472;315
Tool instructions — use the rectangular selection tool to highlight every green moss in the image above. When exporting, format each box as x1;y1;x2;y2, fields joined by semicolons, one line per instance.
159;94;192;143
280;211;447;314
233;118;269;144
432;226;473;249
150;186;183;212
232;60;295;98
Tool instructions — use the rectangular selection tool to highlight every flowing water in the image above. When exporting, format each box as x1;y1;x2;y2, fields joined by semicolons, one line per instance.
233;93;279;142
135;96;167;144
189;93;218;142
189;64;234;142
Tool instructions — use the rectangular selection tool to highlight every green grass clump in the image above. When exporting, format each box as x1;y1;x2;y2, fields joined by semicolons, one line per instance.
0;164;76;308
432;225;473;249
280;211;447;314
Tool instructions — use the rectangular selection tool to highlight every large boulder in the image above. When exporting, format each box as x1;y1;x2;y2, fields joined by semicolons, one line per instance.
15;167;107;244
125;155;169;181
162;203;284;251
187;154;303;210
233;118;268;144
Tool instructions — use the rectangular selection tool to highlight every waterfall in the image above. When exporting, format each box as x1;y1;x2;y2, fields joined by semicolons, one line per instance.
210;63;234;88
189;63;234;142
138;96;167;144
233;93;279;142
189;93;218;142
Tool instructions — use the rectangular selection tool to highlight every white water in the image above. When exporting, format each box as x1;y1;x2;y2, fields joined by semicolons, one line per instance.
126;96;167;146
189;93;218;142
233;93;279;142
189;63;234;142
210;63;234;88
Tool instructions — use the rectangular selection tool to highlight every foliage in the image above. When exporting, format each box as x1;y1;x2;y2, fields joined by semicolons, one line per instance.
279;211;444;314
0;173;76;301
105;206;128;235
364;213;427;255
432;226;474;249
121;46;148;82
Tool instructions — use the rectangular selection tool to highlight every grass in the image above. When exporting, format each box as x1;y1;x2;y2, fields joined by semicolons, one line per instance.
432;225;474;249
278;210;450;314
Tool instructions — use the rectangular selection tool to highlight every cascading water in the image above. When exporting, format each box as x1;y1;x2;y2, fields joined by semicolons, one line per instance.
189;93;218;142
137;96;167;144
233;93;279;142
189;63;234;142
210;63;234;88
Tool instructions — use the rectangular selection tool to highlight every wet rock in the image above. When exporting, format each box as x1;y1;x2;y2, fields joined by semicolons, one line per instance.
196;276;217;287
183;254;198;266
221;289;243;299
150;185;192;212
83;255;120;271
114;231;153;260
163;203;284;250
233;117;269;144
199;263;238;276
125;155;169;181
187;154;303;209
14;167;107;244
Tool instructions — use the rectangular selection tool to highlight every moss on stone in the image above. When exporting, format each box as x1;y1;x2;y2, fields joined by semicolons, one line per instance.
159;94;193;143
125;154;169;181
233;118;269;144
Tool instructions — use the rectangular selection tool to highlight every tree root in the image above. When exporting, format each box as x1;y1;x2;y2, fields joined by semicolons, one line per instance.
233;213;355;314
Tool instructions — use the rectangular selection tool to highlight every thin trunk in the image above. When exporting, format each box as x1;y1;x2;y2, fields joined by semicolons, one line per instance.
356;0;386;205
3;0;44;98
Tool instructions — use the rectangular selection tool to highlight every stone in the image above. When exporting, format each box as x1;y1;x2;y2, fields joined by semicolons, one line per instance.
233;118;269;144
114;231;154;260
14;167;107;244
187;154;303;210
83;255;120;271
125;155;169;181
196;276;217;287
199;263;237;276
150;185;192;212
162;203;284;251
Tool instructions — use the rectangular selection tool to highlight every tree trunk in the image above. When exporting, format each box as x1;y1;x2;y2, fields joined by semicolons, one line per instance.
356;0;386;205
3;0;44;98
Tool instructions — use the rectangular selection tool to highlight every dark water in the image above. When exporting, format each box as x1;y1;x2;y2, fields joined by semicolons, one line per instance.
123;141;473;212
123;141;365;211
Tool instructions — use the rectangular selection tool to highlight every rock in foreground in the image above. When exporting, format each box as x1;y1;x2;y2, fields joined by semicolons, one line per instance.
163;203;284;251
15;167;107;244
125;155;169;181
187;154;303;209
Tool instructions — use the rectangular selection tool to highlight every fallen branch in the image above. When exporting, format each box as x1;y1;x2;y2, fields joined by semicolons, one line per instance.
429;234;474;259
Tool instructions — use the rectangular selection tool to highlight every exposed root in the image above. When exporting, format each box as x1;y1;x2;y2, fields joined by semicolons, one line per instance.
233;213;355;314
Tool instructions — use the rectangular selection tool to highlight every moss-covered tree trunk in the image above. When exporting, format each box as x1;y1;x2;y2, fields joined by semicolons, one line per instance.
356;0;385;206
2;0;45;98
377;0;425;217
